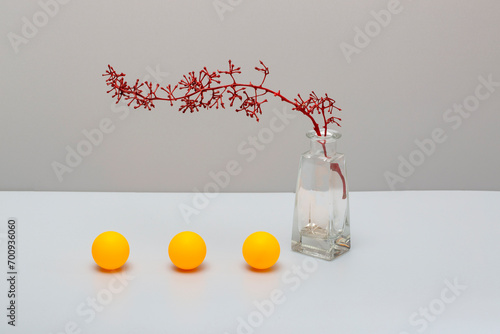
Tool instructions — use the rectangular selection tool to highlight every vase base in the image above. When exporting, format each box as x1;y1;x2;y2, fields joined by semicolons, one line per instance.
291;236;350;261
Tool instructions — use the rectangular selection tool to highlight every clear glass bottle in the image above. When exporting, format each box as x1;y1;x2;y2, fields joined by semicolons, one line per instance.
291;130;350;260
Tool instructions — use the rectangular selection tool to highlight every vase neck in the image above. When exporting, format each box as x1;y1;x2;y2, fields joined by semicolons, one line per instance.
310;139;337;156
306;130;341;157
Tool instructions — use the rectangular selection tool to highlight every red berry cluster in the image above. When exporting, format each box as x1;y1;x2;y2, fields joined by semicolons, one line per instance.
103;60;342;137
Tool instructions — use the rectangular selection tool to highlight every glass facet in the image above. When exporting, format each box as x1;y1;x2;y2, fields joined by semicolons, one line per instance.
291;130;350;260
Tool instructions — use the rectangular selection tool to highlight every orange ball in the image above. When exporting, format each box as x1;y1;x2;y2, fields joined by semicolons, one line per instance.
168;231;206;270
242;232;280;270
92;231;130;270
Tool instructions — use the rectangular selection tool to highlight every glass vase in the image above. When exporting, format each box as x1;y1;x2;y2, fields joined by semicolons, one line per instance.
291;129;350;260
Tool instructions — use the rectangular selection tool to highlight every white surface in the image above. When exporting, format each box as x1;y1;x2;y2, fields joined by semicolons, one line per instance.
1;1;500;192
1;191;500;333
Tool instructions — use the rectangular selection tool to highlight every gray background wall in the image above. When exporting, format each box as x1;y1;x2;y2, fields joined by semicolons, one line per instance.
1;0;499;192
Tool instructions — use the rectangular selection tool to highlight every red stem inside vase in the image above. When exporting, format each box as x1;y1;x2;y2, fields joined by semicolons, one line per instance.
319;141;347;200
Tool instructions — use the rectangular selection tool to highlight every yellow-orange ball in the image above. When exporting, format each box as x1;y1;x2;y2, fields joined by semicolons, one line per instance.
92;231;130;270
168;231;206;270
242;231;280;270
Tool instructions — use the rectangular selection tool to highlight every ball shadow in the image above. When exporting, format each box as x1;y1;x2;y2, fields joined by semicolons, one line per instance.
93;262;131;273
244;262;281;273
169;263;208;274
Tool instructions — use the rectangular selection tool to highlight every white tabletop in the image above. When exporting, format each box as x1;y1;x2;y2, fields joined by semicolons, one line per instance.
1;191;499;333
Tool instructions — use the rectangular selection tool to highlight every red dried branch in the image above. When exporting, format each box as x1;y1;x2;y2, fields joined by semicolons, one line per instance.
103;60;342;137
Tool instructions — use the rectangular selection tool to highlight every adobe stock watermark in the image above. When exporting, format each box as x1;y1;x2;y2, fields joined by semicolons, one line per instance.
224;257;319;334
178;106;297;224
7;0;72;54
48;271;134;334
398;278;467;334
51;65;169;182
340;0;404;64
213;0;243;21
385;74;499;190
